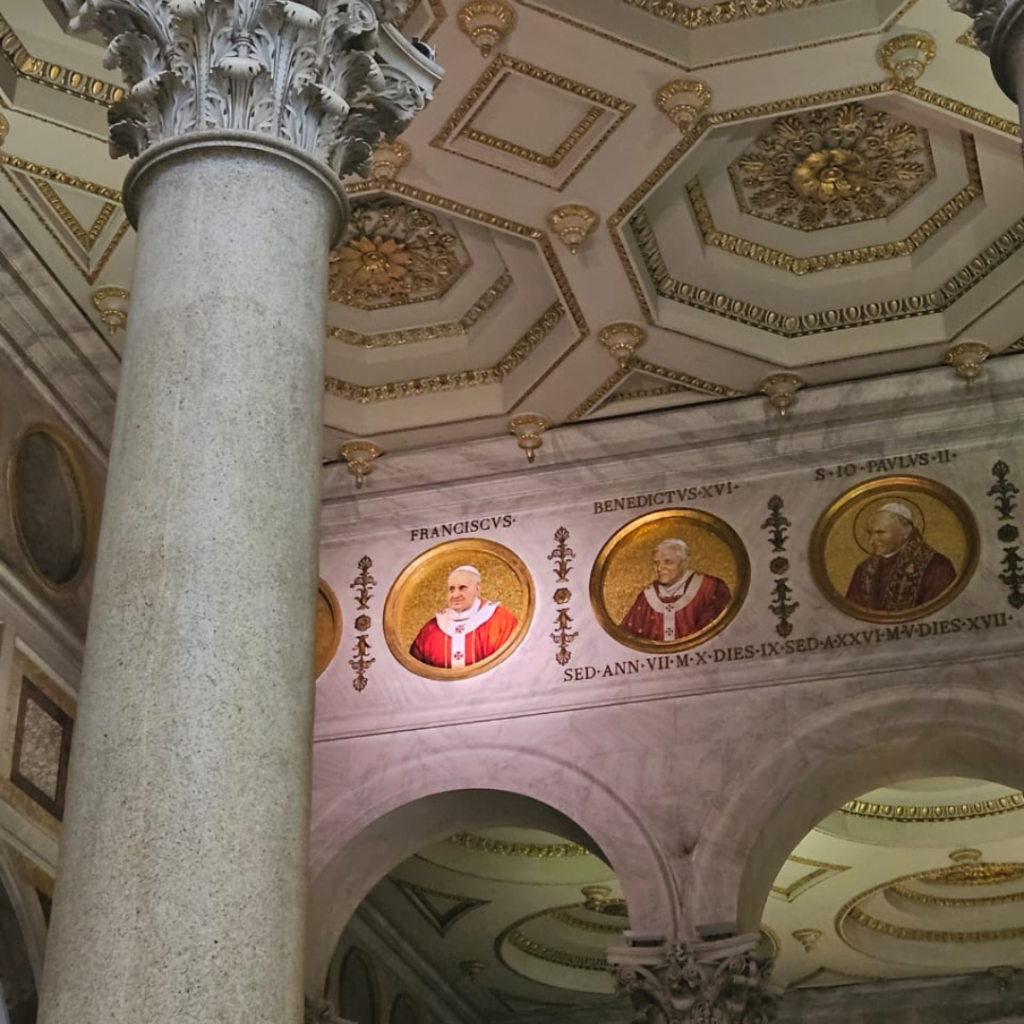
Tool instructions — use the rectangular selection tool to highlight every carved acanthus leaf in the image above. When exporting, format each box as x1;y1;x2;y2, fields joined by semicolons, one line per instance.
610;939;780;1024
68;0;427;175
948;0;1006;54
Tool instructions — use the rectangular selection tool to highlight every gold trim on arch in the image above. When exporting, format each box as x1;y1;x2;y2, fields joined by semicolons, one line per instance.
617;0;845;30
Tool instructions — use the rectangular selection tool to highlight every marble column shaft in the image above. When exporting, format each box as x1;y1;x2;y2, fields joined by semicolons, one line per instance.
37;134;346;1024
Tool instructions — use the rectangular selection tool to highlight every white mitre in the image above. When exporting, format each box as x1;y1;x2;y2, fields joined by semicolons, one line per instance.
878;502;913;524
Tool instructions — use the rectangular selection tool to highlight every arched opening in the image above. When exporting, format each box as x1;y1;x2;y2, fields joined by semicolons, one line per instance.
761;774;1024;1021
308;780;667;1022
307;747;677;997
690;683;1024;935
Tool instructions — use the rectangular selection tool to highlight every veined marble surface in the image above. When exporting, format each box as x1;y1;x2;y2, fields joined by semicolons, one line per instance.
316;358;1024;740
308;360;1024;989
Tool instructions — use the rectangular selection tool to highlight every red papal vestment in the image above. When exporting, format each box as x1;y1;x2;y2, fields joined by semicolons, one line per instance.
619;573;731;642
410;600;519;669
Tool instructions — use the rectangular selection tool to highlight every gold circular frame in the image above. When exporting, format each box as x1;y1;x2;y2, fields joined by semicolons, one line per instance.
315;578;342;679
6;422;96;593
590;508;750;653
383;538;535;681
809;474;979;624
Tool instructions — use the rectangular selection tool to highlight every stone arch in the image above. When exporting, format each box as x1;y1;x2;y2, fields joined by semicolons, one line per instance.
688;680;1024;935
306;744;677;995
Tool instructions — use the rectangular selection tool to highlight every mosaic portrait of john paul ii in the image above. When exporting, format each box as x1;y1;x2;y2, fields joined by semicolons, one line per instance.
811;476;979;625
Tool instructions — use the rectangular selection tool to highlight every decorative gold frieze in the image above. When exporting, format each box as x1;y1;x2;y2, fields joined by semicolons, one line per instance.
687;134;981;276
0;14;124;107
618;0;844;29
457;1;516;57
327;272;511;349
729;103;934;231
656;79;712;131
324;302;565;402
329;200;466;309
547;204;599;254
890;883;1024;908
878;32;937;85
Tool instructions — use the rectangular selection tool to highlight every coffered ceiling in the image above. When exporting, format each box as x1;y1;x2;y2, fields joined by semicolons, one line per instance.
1;0;1022;459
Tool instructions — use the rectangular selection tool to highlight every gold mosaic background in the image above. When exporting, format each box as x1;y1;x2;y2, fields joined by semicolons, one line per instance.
598;514;744;624
820;486;972;596
389;543;533;654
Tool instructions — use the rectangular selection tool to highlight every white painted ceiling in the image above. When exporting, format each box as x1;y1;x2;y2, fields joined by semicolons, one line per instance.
2;0;1023;460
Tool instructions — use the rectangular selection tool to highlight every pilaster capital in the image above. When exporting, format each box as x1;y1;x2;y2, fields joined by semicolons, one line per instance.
67;0;442;175
948;0;1024;99
608;934;781;1024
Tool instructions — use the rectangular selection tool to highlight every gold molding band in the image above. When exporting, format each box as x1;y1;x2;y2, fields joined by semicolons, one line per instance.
0;14;124;107
461;104;604;168
630;203;1024;337
565;355;742;422
432;54;633;192
0;153;128;284
841;790;1024;823
889;883;1024;908
617;0;844;30
447;832;590;858
327;272;512;349
550;909;625;934
687;133;982;276
324;302;564;403
505;928;608;970
846;906;1024;944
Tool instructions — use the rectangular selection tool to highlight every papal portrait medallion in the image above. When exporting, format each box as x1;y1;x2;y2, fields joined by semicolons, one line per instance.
315;578;342;679
810;475;979;624
384;538;535;680
590;509;750;653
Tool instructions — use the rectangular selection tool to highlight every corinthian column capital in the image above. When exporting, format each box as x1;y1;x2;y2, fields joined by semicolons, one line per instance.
609;934;781;1024
948;0;1024;99
68;0;441;175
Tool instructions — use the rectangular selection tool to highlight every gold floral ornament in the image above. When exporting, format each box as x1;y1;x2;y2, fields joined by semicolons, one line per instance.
729;103;935;231
334;236;412;293
329;199;467;309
